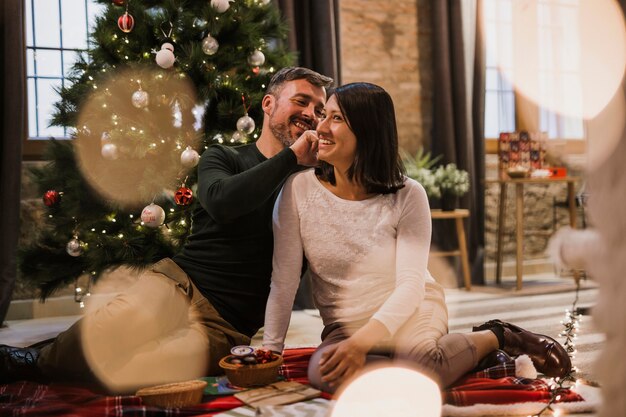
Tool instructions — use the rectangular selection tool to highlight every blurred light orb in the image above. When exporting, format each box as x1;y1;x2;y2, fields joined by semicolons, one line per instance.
330;366;441;417
495;0;625;119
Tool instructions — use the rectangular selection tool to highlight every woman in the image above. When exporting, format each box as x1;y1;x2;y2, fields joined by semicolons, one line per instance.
262;82;570;393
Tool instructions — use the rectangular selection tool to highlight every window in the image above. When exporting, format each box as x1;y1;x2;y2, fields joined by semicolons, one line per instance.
483;0;586;152
24;0;103;157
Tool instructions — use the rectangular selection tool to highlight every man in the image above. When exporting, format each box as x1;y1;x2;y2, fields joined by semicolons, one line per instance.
0;67;332;393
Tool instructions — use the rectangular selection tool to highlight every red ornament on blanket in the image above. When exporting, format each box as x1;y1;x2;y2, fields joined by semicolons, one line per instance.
174;186;193;206
43;190;61;207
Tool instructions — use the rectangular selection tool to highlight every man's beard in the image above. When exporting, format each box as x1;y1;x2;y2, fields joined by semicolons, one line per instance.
269;120;295;147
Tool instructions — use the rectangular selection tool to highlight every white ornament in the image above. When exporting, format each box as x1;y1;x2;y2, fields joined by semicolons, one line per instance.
156;43;176;69
211;0;233;13
180;146;200;168
231;130;246;143
101;143;119;160
236;113;255;134
247;50;265;66
202;35;219;55
141;203;166;227
132;88;149;108
259;0;271;5
66;237;84;257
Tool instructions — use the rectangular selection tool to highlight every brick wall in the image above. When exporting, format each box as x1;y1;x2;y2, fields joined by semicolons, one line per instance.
338;0;431;154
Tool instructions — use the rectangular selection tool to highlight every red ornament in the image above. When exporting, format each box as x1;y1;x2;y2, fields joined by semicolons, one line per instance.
112;0;125;5
43;190;61;207
252;66;260;75
118;12;134;33
174;186;193;206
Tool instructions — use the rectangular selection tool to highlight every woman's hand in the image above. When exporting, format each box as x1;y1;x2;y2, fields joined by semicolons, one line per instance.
319;338;367;389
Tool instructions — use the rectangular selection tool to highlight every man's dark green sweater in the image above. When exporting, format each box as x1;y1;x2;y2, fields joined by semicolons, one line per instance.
173;143;298;337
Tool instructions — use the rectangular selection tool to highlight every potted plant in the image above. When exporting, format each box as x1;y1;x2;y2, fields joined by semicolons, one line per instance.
433;163;470;211
401;148;442;200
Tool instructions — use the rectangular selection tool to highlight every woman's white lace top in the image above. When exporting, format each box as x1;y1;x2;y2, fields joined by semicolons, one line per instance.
263;169;434;352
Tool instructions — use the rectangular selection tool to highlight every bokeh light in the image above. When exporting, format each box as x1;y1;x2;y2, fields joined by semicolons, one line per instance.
75;66;198;209
330;366;442;417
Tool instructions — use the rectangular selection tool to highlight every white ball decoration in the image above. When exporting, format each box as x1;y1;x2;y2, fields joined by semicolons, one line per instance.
236;113;256;134
211;0;233;13
132;89;149;108
141;203;166;228
247;49;265;66
180;146;200;168
231;130;246;143
101;143;119;160
202;35;219;55
155;43;176;69
259;0;271;5
66;237;84;257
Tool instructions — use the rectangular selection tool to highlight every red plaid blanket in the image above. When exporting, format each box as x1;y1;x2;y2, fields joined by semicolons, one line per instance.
0;348;583;416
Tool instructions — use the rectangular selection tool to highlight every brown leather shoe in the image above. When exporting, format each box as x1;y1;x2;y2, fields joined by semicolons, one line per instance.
473;319;572;378
0;345;44;384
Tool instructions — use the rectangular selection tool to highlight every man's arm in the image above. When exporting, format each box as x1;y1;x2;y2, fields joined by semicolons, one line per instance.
197;132;319;224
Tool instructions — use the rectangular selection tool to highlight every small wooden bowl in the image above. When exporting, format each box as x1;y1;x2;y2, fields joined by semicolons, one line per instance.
219;354;283;388
136;379;207;408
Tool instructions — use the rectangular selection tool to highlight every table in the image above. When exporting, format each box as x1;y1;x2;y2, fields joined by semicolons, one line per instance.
430;209;471;290
486;176;580;290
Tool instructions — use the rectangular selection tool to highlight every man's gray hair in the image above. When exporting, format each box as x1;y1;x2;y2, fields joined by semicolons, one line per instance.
266;67;333;96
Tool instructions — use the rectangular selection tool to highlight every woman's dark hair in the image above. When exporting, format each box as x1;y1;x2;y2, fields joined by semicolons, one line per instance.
315;82;405;194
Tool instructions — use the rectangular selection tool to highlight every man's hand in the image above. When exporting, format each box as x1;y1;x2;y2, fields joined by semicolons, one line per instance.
319;338;367;389
290;130;319;166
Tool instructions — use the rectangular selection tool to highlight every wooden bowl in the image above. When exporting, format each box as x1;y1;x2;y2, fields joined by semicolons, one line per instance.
136;379;207;408
219;354;283;388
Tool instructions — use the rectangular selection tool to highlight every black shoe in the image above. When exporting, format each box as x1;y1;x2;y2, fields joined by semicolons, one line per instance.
473;319;572;378
473;349;513;372
0;344;44;384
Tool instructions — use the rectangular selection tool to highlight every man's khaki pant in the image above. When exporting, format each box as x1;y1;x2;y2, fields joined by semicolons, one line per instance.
38;258;249;393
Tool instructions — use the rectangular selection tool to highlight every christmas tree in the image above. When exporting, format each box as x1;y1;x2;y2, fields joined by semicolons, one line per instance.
19;0;293;299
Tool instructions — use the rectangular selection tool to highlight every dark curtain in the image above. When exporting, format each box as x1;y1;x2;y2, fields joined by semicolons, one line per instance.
276;0;340;308
430;0;486;286
0;0;26;324
277;0;341;84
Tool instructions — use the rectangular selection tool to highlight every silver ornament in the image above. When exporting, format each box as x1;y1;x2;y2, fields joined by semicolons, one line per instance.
202;35;219;55
156;43;176;69
101;143;119;160
247;50;265;66
180;146;200;168
141;203;166;228
236;113;256;134
66;238;84;257
211;0;232;13
101;131;111;143
132;89;149;108
231;130;246;143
